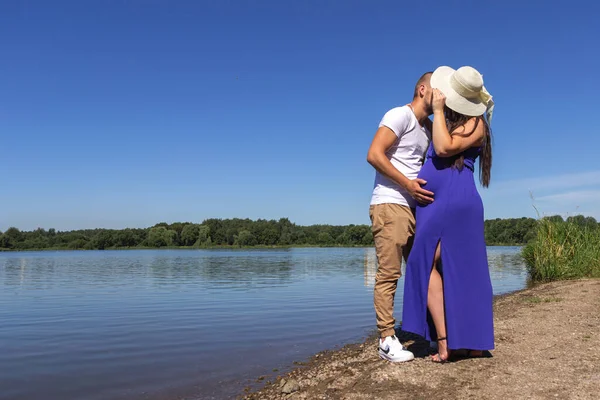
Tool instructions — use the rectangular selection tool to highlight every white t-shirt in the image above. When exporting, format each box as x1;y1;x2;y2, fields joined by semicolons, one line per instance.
370;106;431;208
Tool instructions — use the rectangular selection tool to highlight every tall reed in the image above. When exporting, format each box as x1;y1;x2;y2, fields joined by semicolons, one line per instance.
522;216;600;281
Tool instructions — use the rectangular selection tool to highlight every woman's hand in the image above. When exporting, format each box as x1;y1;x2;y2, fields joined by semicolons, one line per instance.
432;89;446;113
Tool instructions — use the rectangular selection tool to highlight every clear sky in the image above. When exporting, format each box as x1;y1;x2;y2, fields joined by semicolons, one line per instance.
2;1;599;231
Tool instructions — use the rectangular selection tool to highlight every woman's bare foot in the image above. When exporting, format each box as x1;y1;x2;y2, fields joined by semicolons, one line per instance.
431;337;450;363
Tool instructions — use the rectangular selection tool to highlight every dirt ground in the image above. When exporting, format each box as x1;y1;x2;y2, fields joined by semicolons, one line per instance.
242;279;600;400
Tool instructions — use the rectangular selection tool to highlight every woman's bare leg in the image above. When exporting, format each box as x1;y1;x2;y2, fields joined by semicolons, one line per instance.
427;242;450;361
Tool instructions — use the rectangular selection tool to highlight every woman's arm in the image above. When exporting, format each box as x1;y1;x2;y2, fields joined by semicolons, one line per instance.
431;89;484;158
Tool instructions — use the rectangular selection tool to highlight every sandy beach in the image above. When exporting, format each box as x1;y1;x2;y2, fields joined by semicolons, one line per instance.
243;279;600;400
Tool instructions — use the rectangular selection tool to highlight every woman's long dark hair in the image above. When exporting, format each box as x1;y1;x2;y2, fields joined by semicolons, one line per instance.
445;107;492;187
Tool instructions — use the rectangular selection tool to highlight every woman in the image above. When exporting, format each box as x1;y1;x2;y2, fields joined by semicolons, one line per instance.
401;65;495;362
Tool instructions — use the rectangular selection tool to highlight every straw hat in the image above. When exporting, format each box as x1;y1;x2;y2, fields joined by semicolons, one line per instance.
430;66;495;124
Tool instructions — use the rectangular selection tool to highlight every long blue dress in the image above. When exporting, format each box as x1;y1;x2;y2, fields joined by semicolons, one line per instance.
401;143;494;351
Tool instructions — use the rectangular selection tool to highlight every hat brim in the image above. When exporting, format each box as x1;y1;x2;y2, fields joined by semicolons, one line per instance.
430;66;486;117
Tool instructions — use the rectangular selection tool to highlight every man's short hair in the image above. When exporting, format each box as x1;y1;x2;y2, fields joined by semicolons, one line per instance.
413;72;433;99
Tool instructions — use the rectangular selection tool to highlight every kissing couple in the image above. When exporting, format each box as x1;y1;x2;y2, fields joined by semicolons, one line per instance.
367;66;495;363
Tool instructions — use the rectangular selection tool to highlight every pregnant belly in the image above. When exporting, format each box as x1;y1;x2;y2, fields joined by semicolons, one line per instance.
417;161;449;194
417;161;479;202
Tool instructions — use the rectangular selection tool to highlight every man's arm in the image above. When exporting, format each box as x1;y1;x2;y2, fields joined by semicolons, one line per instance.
367;126;434;204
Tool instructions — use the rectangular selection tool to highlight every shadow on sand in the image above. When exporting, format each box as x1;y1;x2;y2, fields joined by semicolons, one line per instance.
396;327;493;361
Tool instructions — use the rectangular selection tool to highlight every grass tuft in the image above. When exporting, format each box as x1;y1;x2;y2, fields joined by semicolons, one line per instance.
522;216;600;282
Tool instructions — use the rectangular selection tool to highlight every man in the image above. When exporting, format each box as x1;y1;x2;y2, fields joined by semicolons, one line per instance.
366;72;435;362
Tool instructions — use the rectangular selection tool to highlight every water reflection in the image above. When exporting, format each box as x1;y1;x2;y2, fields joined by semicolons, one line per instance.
363;249;377;288
362;246;527;294
194;252;293;289
1;256;60;289
0;250;297;291
487;248;526;270
487;247;529;293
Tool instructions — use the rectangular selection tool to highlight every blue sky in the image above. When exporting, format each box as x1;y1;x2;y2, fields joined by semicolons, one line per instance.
2;1;599;231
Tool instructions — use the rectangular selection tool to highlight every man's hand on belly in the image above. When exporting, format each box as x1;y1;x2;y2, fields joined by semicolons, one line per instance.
405;179;434;204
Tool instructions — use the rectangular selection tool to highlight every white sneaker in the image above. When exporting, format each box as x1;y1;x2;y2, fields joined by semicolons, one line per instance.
378;335;414;362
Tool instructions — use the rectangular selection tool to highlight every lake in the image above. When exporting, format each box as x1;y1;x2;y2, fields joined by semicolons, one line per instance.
0;247;527;400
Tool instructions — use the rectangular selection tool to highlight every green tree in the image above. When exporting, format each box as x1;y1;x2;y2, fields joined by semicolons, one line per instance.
261;227;279;245
335;233;349;245
147;227;176;247
115;229;138;247
0;227;22;249
68;239;88;249
278;217;295;245
169;222;187;245
0;233;13;248
567;215;598;229
193;225;211;247
235;230;257;247
317;232;334;245
181;224;201;246
5;227;22;241
362;230;374;245
346;225;369;245
203;219;225;245
484;217;538;245
90;230;115;250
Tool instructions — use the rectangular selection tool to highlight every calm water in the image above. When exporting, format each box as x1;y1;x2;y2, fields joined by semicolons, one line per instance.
0;247;527;400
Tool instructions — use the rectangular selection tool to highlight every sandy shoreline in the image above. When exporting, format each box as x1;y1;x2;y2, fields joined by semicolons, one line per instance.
242;279;600;399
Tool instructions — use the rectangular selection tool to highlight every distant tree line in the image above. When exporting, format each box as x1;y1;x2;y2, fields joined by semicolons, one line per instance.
0;215;597;251
484;215;599;245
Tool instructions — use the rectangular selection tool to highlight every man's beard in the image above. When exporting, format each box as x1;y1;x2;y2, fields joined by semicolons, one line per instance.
425;102;434;115
425;93;434;114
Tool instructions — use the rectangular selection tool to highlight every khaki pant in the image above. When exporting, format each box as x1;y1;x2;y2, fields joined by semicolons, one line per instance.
369;203;416;338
